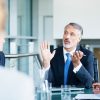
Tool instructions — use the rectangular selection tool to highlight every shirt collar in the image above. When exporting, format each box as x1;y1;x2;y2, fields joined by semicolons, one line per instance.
63;47;76;56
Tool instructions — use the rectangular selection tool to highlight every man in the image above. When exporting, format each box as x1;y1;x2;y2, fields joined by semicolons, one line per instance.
0;0;6;66
41;23;94;88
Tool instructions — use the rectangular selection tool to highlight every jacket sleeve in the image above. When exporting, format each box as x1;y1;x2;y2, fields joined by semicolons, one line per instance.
75;52;94;88
0;51;5;67
47;63;55;86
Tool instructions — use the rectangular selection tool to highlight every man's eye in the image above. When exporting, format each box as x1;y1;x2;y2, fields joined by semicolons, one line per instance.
64;31;68;35
70;32;75;36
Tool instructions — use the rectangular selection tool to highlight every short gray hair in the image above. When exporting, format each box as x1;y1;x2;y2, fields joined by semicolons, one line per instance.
65;22;83;35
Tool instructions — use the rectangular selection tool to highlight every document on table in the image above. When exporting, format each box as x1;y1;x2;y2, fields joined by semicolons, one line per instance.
75;94;100;99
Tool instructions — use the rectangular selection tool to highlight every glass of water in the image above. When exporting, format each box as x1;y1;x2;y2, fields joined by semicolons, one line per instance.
36;89;51;100
35;81;52;100
61;85;71;100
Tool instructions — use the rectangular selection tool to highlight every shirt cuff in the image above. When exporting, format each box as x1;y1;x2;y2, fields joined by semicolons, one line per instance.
73;63;82;73
40;66;50;79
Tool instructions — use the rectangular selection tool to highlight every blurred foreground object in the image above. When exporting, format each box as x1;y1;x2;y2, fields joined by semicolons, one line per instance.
0;67;34;100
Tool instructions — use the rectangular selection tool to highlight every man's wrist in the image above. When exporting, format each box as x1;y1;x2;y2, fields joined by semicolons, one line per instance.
73;61;81;68
73;62;82;73
42;60;50;68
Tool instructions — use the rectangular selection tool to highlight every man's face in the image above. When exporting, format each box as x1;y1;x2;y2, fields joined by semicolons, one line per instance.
0;0;6;32
63;25;81;50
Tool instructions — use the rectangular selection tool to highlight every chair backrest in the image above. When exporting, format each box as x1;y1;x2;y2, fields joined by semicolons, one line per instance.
94;57;99;82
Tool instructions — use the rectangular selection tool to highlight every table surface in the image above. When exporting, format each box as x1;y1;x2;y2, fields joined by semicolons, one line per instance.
51;88;93;100
35;87;93;100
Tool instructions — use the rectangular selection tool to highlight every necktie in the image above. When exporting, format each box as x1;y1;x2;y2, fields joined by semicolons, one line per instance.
64;53;71;85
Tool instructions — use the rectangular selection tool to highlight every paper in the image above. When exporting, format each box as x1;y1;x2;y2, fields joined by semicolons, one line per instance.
75;94;100;99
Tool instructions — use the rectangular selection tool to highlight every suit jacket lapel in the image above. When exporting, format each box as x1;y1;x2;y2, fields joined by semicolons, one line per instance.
57;47;65;84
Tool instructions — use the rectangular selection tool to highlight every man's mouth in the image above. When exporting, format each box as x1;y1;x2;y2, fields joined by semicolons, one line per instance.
64;40;70;44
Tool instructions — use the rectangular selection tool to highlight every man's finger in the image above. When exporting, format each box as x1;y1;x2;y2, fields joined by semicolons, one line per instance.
79;51;83;58
44;41;48;49
44;41;47;49
72;54;77;60
40;43;44;50
75;51;80;58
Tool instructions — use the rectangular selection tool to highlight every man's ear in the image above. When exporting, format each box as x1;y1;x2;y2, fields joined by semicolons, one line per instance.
79;37;81;41
77;37;81;43
78;31;82;41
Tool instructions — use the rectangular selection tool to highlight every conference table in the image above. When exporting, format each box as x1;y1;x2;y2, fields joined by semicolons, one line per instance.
51;88;93;100
35;87;94;100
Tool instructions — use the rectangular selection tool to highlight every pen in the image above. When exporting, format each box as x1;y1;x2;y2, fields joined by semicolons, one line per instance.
83;55;86;56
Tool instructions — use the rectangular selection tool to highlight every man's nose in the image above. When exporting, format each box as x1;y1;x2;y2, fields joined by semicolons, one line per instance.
65;34;70;39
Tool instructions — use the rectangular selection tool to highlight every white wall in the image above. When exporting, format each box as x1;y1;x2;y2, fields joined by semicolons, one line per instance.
54;0;100;39
38;0;55;52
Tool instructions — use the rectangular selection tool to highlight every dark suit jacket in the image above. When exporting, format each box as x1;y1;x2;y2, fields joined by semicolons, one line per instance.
0;51;5;67
48;45;94;88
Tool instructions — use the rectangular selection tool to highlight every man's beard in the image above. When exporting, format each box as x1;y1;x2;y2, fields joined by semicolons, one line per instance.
63;41;72;49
